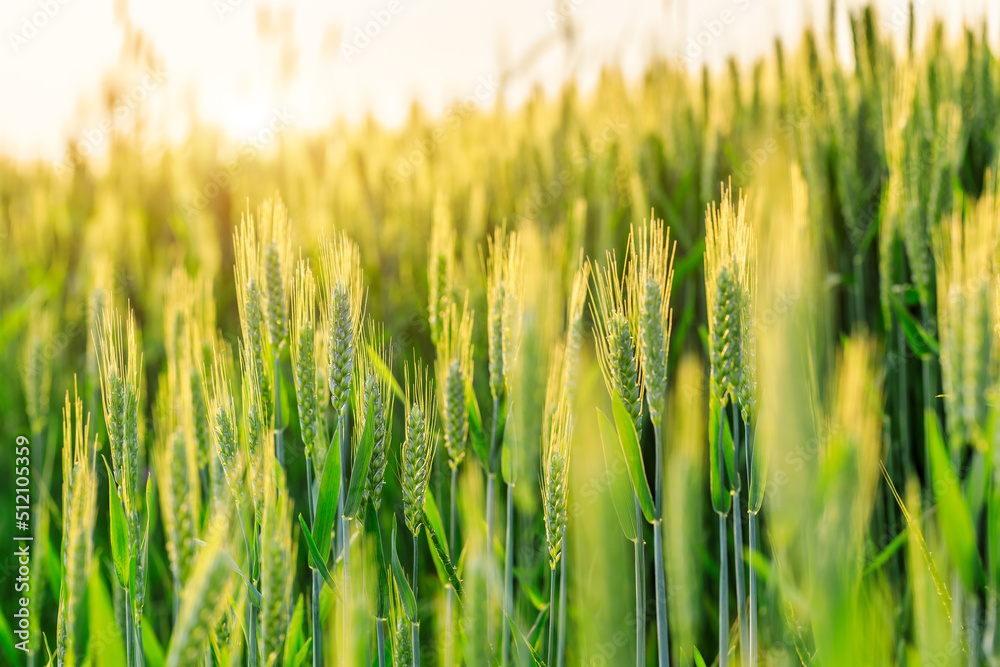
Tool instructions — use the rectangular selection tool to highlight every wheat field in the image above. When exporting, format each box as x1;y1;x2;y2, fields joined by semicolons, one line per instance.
2;2;1000;666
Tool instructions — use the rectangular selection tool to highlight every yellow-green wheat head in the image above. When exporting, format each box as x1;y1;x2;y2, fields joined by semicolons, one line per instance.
429;190;457;348
438;293;474;470
560;258;591;408
542;352;572;571
934;191;999;451
320;231;366;417
485;223;524;401
240;337;269;524
291;257;327;468
96;304;143;527
22;309;53;439
57;380;98;667
258;195;293;351
402;359;438;536
206;343;245;511
628;213;676;425
355;320;394;513
235;208;274;411
589;252;644;437
705;182;753;405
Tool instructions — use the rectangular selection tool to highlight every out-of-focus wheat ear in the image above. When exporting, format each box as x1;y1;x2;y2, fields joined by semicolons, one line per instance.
207;342;245;508
429;191;456;349
165;536;234;667
933;195;998;452
261;453;295;666
235;207;274;411
402;359;438;537
542;372;572;570
291;257;322;466
259;196;293;350
561;258;590;408
58;378;98;667
357;321;393;512
485;223;523;400
393;612;413;667
241;339;268;524
589;252;644;437
22;309;53;440
438;294;474;470
628;213;676;426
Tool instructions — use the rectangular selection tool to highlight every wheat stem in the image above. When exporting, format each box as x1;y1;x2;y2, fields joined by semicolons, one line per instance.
486;394;501;648
275;353;284;470
652;422;670;667
339;409;350;667
412;534;420;667
634;496;645;667
748;509;758;667
306;456;322;667
547;564;557;667
502;479;514;665
377;617;386;667
718;408;729;667
447;467;457;667
731;402;747;667
557;539;567;667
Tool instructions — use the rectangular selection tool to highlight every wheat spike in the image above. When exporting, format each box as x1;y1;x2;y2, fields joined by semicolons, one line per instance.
320;232;365;416
356;321;394;512
429;191;456;348
291;258;326;467
402;359;437;536
590;253;644;437
259;196;293;350
165;537;234;667
438;294;474;470
485;223;524;400
629;213;676;426
261;453;295;666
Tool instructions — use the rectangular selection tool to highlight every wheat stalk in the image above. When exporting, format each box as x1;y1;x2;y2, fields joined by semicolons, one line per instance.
261;451;295;667
402;359;437;667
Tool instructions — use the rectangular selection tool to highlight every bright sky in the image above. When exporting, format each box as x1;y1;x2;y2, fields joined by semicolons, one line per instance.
0;0;992;162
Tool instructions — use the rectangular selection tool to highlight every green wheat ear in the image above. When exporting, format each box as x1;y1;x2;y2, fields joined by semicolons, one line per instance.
356;321;393;512
590;252;644;437
261;453;295;666
234;208;274;412
259;195;292;350
542;355;572;570
291;258;325;467
165;536;233;667
705;182;753;404
429;190;456;348
57;379;98;667
485;223;523;401
402;359;437;536
438;294;474;470
320;232;365;416
629;214;676;426
22;309;52;439
241;339;268;524
393;613;413;667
